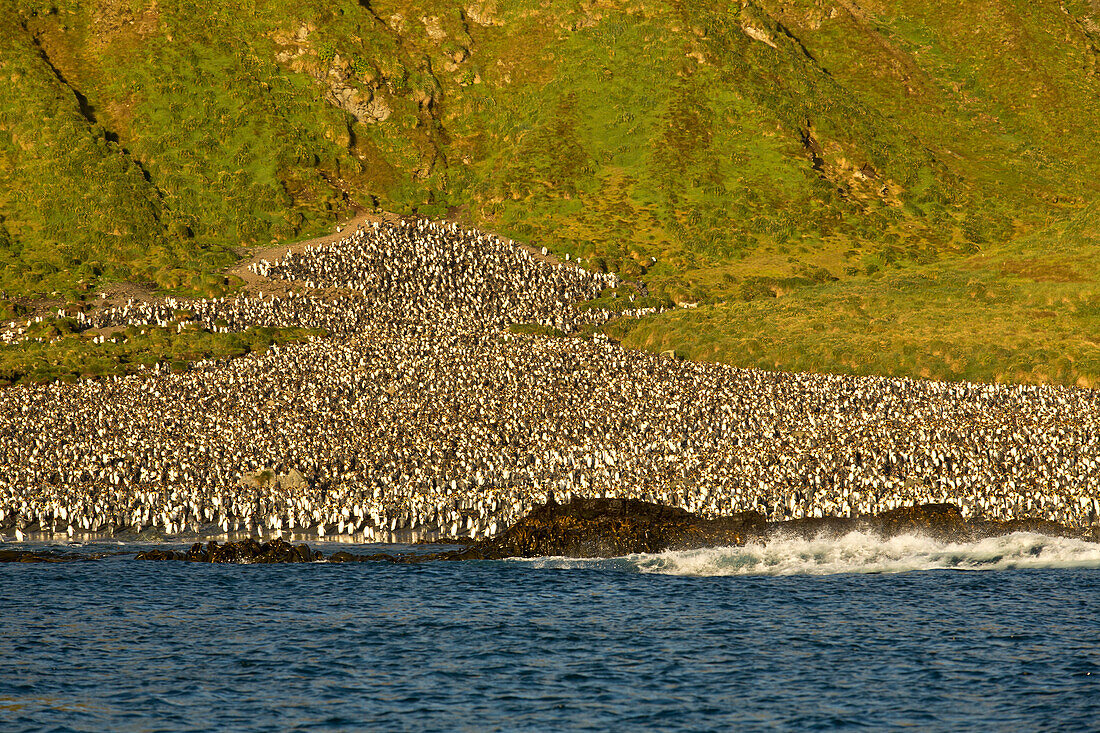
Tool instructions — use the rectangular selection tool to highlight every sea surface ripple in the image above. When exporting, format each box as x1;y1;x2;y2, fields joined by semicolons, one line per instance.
2;538;1099;732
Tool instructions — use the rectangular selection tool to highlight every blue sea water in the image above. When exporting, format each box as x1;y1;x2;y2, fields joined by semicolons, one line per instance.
2;533;1100;732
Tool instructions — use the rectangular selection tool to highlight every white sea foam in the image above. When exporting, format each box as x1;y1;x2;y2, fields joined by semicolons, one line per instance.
514;532;1100;577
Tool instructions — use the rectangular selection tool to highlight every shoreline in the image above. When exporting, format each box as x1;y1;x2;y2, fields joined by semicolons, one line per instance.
3;496;1098;548
0;525;468;546
4;498;1098;566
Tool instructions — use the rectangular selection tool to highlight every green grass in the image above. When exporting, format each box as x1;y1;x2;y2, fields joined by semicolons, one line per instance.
609;202;1100;385
0;0;368;300
0;322;325;386
1;0;1099;384
610;274;1100;386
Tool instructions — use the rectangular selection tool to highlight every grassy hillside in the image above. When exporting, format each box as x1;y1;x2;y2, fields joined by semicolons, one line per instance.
2;0;1099;383
0;320;324;385
610;203;1100;386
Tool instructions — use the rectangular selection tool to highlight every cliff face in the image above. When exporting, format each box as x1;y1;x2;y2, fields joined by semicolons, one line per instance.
4;1;1100;382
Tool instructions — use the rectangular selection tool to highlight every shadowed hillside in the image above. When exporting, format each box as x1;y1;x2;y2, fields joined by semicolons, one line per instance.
2;0;1099;383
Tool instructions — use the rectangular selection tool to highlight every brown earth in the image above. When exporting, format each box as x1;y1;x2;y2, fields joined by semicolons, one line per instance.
1;211;388;338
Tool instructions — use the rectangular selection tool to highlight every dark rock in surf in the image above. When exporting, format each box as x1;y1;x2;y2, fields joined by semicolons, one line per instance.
459;498;1092;559
874;503;970;541
0;549;125;563
131;498;1098;564
466;497;765;559
135;538;322;563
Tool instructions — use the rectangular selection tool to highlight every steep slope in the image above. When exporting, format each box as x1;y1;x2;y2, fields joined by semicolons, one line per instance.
2;0;1100;383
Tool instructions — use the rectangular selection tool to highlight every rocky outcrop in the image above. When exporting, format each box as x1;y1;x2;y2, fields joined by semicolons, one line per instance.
741;24;778;48
450;498;1098;560
467;497;766;558
136;538;322;563
465;2;503;27
0;548;124;563
769;503;971;542
119;498;1099;564
239;467;309;491
272;25;392;125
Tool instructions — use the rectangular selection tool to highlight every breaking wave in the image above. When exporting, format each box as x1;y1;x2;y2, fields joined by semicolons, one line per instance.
514;531;1100;577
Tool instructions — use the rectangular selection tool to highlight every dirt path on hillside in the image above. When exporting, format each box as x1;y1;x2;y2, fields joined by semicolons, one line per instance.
3;209;572;337
227;211;403;299
3;212;393;330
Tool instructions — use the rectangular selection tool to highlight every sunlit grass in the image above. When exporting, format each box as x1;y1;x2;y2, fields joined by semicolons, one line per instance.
0;323;325;386
1;0;1098;384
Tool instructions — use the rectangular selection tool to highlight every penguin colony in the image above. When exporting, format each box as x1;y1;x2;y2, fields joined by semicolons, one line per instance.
1;220;1098;543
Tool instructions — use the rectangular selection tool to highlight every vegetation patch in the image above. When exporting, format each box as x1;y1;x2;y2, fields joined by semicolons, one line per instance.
1;0;1099;384
0;324;325;386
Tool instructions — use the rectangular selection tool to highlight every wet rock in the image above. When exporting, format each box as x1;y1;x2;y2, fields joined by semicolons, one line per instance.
132;499;1098;565
136;538;321;563
0;549;123;563
132;548;178;561
326;547;478;563
468;497;765;559
456;498;1094;559
765;516;864;540
874;503;970;541
971;516;1090;540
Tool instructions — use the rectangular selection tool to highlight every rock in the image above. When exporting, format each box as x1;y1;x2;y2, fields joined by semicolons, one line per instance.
277;468;308;491
0;549;124;563
328;551;358;562
362;96;392;123
241;467;310;491
325;84;386;126
133;548;177;561
972;517;1088;540
422;16;446;41
465;2;503;27
239;467;275;490
410;89;435;110
269;25;390;126
741;24;777;48
455;498;1094;558
131;499;1098;565
874;503;969;540
136;539;322;564
468;497;765;558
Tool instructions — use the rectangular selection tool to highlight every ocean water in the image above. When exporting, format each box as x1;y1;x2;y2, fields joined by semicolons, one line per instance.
2;532;1100;732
